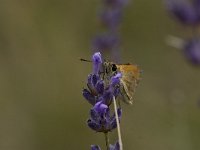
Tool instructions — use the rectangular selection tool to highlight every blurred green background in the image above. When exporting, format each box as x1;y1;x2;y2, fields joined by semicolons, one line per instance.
0;0;200;150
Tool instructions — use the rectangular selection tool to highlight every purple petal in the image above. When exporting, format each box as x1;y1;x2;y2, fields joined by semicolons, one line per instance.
93;101;108;114
82;89;96;105
166;0;199;25
110;119;117;130
87;119;101;131
109;144;115;150
100;9;122;29
92;34;119;51
117;108;122;118
96;80;105;94
91;145;101;150
103;90;113;105
111;73;122;86
92;74;100;87
115;142;120;150
113;87;120;97
88;74;100;87
87;74;95;91
87;74;100;96
109;141;120;150
184;38;200;65
90;109;100;122
110;108;122;130
92;52;102;74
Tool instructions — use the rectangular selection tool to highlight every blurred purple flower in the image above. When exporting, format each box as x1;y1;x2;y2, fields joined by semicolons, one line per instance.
184;38;200;65
194;0;200;8
92;0;128;62
100;9;122;30
92;33;120;52
194;0;200;16
166;0;200;25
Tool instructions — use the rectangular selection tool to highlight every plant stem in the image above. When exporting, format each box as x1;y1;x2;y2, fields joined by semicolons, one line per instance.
104;132;109;150
113;96;123;150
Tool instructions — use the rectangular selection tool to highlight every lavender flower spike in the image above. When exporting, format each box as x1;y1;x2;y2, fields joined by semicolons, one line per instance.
83;52;124;149
92;52;102;74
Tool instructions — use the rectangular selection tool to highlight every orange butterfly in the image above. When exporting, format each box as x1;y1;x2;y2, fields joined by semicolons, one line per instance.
103;62;141;104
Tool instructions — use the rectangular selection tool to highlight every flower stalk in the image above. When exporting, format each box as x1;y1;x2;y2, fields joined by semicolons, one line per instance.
113;96;123;150
104;132;109;150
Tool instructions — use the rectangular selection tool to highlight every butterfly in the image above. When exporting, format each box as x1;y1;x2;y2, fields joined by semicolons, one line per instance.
80;58;141;104
103;61;141;104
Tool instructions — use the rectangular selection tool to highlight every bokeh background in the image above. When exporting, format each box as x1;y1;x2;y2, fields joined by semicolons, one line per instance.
0;0;200;150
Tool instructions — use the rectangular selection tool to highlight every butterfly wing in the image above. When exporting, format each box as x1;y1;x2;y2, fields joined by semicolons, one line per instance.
117;64;140;104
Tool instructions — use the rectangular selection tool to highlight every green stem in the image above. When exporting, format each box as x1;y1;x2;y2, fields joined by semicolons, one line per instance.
104;132;109;150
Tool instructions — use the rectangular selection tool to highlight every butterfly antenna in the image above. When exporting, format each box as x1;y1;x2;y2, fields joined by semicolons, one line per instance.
80;58;92;63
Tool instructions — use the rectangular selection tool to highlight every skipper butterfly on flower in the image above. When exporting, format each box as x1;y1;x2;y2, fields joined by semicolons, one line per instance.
81;55;141;105
103;61;141;105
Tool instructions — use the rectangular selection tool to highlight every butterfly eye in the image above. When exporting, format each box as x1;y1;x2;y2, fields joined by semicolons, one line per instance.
112;64;117;71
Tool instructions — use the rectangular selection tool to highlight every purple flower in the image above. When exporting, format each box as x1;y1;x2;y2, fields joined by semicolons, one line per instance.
100;8;122;29
82;52;123;148
111;73;122;86
93;52;103;74
92;34;119;52
94;101;108;114
83;88;96;105
184;38;200;65
194;0;200;17
91;145;101;150
109;141;120;150
83;71;122;106
194;0;200;8
92;0;128;60
83;74;104;105
166;0;200;25
87;101;122;132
